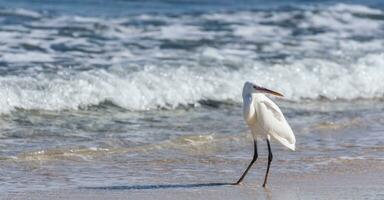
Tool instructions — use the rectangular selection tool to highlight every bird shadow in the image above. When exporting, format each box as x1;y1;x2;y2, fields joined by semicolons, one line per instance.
81;182;235;191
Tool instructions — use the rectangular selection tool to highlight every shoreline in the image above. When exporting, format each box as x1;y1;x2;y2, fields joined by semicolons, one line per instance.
5;160;384;200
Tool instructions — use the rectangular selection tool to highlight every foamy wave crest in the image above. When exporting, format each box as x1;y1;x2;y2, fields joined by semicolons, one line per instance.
0;52;383;113
0;4;384;113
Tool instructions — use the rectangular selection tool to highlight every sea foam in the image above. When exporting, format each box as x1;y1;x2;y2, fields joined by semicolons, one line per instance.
0;52;383;114
0;4;383;113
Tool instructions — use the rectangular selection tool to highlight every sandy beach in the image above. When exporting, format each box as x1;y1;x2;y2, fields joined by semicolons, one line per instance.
4;159;384;200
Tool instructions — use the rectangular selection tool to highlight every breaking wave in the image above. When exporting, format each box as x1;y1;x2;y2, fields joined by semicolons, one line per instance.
0;3;384;113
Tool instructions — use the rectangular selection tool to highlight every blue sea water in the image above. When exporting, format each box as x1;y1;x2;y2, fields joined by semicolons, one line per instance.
1;0;384;16
0;0;383;193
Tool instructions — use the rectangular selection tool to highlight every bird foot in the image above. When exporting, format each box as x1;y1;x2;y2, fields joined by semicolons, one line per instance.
233;182;243;185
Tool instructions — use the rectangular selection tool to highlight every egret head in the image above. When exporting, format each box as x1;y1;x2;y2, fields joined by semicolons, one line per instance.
242;81;283;98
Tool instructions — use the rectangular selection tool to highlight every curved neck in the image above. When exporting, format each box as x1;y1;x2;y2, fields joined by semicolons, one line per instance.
243;94;255;122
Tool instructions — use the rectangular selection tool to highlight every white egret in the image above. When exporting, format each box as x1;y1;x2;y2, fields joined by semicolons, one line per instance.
235;81;296;187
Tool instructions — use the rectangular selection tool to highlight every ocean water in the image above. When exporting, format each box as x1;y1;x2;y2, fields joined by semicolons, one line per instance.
0;0;384;193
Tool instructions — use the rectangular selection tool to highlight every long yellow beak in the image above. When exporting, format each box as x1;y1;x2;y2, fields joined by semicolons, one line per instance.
254;86;284;97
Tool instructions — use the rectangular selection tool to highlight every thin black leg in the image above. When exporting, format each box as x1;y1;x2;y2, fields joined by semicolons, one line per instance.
262;138;273;187
234;140;258;185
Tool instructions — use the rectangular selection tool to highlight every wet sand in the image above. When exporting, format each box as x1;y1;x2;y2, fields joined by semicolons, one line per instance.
5;160;384;200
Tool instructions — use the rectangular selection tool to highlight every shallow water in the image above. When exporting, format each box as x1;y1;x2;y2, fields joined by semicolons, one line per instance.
1;100;384;193
0;0;384;194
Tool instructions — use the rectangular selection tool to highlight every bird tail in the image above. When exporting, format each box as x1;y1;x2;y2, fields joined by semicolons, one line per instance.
269;132;296;151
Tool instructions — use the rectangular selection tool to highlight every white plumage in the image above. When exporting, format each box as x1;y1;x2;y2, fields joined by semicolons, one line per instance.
245;93;296;151
235;81;296;187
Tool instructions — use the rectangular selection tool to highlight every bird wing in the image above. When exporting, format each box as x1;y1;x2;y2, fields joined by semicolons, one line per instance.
255;96;296;151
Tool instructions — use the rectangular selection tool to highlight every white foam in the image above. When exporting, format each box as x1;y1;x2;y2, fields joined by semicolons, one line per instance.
158;24;212;40
232;25;292;41
300;7;382;34
0;8;41;18
1;52;54;63
0;52;383;113
200;47;224;60
0;4;383;113
329;3;383;14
